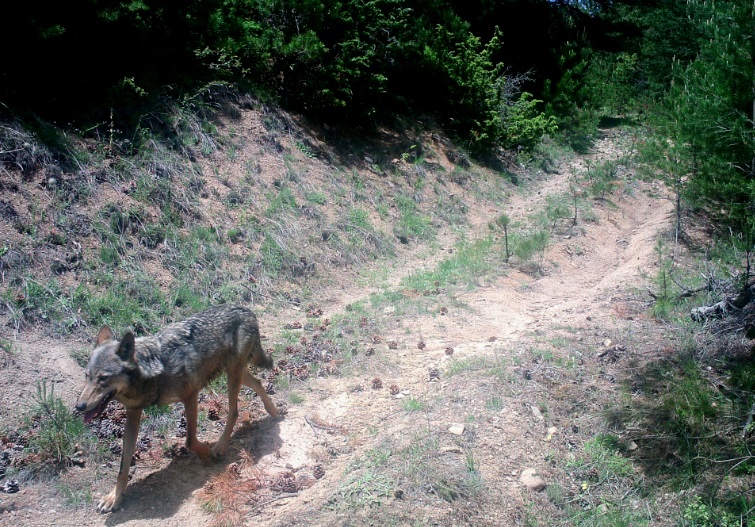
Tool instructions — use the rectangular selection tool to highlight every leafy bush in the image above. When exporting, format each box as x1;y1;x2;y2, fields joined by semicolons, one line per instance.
500;93;557;150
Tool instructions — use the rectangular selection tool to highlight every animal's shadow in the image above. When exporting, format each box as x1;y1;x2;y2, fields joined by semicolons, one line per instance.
104;416;281;525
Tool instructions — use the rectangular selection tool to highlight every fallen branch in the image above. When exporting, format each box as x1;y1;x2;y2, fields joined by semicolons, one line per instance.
649;284;708;302
691;288;753;322
677;284;709;299
670;274;710;299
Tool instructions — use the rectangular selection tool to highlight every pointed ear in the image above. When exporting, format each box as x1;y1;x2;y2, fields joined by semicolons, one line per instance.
96;326;114;346
116;332;136;363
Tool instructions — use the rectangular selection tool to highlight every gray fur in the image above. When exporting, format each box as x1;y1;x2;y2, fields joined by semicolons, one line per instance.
75;304;278;513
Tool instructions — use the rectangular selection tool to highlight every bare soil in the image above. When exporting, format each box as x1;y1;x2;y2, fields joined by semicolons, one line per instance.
0;127;674;526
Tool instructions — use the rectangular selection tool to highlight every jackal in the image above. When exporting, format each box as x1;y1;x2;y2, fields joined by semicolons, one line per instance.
75;304;278;513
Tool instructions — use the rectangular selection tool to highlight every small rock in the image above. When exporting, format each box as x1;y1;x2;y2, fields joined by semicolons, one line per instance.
627;441;638;451
531;406;545;421
545;427;558;441
519;468;546;491
383;306;396;315
448;424;465;436
603;338;612;347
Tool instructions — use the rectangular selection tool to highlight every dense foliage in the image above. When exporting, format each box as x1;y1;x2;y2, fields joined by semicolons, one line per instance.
2;0;753;231
550;0;754;248
2;0;568;151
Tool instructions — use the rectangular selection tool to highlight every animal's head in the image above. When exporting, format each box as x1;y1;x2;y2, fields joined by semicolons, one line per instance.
74;326;138;423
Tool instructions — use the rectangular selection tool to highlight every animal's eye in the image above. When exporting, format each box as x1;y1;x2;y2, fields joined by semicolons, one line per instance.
97;374;110;383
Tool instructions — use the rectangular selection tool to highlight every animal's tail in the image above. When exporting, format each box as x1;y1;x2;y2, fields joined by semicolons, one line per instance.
250;327;274;369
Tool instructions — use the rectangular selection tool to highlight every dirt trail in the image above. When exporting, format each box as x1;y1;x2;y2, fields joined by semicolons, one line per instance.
1;130;673;527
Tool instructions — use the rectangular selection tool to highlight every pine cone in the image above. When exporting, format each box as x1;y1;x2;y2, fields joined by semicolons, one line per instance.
165;443;190;458
445;347;454;355
372;378;383;389
389;384;400;395
428;368;440;381
388;341;398;349
272;472;299;493
3;479;19;493
417;340;426;350
282;479;298;493
372;335;382;344
313;464;325;479
208;408;220;421
176;416;187;438
365;347;375;356
439;307;448;315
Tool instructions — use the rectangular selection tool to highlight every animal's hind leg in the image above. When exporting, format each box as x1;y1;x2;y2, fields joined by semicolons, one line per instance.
242;368;278;417
211;366;242;457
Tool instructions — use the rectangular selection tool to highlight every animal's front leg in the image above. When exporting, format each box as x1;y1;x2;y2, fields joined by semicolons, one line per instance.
212;368;242;458
97;408;142;513
183;392;211;460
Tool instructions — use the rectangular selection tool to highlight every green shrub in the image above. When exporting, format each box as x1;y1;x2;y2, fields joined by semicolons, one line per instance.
501;93;558;149
513;230;549;270
25;381;86;466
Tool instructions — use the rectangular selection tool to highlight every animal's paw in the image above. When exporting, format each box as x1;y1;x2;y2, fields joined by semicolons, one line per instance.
190;441;212;461
96;489;121;513
211;440;228;458
270;402;287;417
